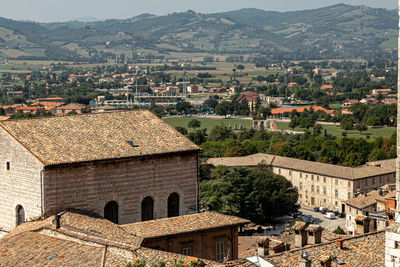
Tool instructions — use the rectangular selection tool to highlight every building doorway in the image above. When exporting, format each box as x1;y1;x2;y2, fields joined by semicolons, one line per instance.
168;193;180;217
342;204;346;213
16;205;25;226
311;197;315;206
104;201;119;224
141;196;154;221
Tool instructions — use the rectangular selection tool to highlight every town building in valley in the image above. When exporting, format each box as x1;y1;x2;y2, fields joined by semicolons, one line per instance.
207;154;395;212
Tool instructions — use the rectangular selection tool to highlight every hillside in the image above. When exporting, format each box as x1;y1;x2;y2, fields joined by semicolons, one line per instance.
0;4;397;62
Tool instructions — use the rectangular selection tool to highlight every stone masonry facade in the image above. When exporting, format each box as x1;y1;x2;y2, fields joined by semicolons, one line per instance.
43;152;198;224
0;127;44;233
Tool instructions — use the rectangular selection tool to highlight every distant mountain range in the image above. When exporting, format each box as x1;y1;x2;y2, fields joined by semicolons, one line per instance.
0;4;397;62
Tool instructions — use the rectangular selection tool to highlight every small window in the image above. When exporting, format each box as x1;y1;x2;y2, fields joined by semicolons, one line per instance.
299;183;302;190
335;190;338;198
335;179;338;185
317;176;319;182
348;181;351;187
323;177;326;183
182;246;193;256
311;185;314;193
300;173;302;178
323;187;327;195
215;240;226;261
317;186;320;194
311;175;314;181
289;170;292;177
279;169;281;174
348;192;351;200
16;205;25;226
6;161;10;170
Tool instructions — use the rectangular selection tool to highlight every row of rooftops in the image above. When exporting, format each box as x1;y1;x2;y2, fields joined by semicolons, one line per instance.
207;153;395;180
0;210;248;266
0;209;388;266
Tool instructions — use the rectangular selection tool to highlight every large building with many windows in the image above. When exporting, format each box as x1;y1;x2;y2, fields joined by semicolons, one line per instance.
207;154;395;212
0;110;200;234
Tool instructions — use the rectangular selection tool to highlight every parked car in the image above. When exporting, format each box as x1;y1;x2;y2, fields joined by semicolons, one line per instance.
324;212;336;220
313;207;320;212
299;214;314;223
319;207;328;214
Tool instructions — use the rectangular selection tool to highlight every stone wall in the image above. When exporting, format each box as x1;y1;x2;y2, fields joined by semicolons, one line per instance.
42;151;199;224
0;127;44;232
142;226;238;261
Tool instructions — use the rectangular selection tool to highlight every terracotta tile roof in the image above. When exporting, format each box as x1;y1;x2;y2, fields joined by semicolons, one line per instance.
207;153;395;180
122;212;249;239
0;231;105;266
266;231;385;266
0;110;199;165
270;106;332;115
367;158;396;170
207;153;275;167
135;248;220;266
292;222;307;232
345;190;387;210
238;236;287;258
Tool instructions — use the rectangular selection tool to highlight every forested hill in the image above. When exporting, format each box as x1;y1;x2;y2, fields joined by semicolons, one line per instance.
0;4;397;62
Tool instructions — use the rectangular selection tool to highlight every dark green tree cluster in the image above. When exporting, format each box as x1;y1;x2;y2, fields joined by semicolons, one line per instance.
200;165;299;223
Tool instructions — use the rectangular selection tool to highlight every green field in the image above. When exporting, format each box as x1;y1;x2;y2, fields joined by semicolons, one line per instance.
163;116;251;132
276;121;395;139
163;117;395;139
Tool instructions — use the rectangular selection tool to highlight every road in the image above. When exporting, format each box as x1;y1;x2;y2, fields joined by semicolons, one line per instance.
300;207;346;232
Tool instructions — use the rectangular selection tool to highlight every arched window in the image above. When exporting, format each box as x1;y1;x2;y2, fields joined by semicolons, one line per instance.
141;197;154;221
168;193;180;218
16;205;25;226
104;201;119;224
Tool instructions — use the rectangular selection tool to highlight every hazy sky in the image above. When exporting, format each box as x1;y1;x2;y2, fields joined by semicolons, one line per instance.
0;0;397;22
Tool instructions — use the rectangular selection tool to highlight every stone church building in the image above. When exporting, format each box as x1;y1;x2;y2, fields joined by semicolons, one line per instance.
0;110;200;233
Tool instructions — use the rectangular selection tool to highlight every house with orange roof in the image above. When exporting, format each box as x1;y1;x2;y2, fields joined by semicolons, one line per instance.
270;106;334;116
320;85;333;90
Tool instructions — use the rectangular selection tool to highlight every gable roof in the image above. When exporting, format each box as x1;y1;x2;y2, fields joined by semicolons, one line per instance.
0;210;221;266
0;110;199;166
207;153;395;180
122;212;249;239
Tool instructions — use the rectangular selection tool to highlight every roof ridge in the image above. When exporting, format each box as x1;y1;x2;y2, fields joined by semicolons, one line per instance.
0;109;148;124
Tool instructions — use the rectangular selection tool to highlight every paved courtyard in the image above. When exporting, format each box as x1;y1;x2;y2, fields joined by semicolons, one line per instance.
300;207;346;232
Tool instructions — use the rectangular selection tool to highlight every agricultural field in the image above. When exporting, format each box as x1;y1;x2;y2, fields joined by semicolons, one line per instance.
163;116;396;139
163;116;251;132
276;121;396;139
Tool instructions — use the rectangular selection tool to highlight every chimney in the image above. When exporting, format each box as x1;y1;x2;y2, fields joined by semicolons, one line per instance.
320;254;332;267
257;239;269;256
55;214;61;229
337;239;344;250
299;253;311;267
293;222;308;248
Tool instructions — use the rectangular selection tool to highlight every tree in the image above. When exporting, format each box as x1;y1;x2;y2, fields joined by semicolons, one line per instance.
237;64;245;72
366;115;380;127
313;124;323;135
340;117;354;131
333;226;346;235
175;126;188;136
208;124;234;142
203;98;219;111
188;119;201;130
176;101;192;114
188;129;207;145
289;116;300;130
355;123;367;134
215;101;233;117
349;103;368;122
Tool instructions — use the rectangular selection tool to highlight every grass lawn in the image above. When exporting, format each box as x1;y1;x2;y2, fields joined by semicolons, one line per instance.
163;117;395;139
163;116;251;133
276;121;395;139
